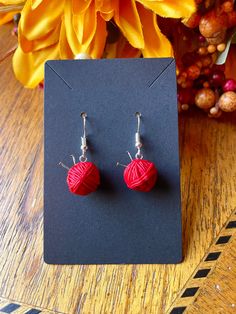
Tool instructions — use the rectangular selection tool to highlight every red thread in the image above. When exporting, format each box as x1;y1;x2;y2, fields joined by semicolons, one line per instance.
67;162;100;195
124;159;158;192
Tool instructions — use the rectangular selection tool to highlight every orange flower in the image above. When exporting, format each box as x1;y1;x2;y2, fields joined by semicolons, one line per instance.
11;0;196;88
0;1;23;25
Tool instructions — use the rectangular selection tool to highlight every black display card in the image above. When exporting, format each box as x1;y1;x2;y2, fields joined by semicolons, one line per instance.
44;58;182;264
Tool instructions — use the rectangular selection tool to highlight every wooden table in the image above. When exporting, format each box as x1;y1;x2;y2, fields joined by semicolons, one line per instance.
0;24;236;314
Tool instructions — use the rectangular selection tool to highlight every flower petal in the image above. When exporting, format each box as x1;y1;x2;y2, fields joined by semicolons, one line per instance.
137;2;173;57
137;0;196;18
72;0;92;15
64;0;84;55
31;0;43;10
72;0;97;47
88;13;107;58
59;17;73;59
0;10;18;25
99;0;114;21
100;10;113;21
19;21;61;52
0;0;23;4
19;0;64;41
13;43;59;88
114;0;144;49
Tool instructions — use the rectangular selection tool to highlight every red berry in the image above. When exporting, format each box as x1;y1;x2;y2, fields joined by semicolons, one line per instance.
210;70;225;87
201;55;212;67
202;68;212;76
198;35;206;43
222;1;234;13
223;79;236;92
187;65;201;80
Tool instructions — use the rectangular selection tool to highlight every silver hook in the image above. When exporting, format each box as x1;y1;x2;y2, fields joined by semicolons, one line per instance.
79;112;88;162
135;112;143;159
116;113;143;167
81;112;87;138
135;112;141;133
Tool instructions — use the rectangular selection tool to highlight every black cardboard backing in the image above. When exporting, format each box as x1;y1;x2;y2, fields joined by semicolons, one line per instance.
44;58;182;264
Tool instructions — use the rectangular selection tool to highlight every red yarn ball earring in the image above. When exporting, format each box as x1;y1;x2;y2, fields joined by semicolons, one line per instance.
117;112;158;192
59;112;100;196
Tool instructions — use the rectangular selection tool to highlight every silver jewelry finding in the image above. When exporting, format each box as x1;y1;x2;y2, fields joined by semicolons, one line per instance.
79;112;88;162
135;112;143;159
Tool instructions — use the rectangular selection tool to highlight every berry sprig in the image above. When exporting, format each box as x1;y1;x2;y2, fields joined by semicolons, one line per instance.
177;0;236;117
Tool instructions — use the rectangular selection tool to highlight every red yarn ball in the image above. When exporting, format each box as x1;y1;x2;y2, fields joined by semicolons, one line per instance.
67;162;100;196
124;159;158;192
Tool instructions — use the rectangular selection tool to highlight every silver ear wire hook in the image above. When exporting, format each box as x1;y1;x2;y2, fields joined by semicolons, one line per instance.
135;112;143;159
116;112;144;167
136;112;141;133
59;112;88;169
79;112;88;162
81;112;87;138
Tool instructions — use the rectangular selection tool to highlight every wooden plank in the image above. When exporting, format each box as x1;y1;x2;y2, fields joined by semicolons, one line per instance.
168;210;236;313
0;23;236;313
188;239;236;313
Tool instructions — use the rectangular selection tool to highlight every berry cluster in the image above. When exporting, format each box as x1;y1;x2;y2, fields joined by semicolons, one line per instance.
176;0;236;117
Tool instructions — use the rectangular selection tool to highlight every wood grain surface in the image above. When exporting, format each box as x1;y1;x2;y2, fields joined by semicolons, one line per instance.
168;210;236;314
0;24;236;314
186;212;236;314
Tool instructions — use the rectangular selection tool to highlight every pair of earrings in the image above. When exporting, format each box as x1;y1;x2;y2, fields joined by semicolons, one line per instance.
59;112;158;196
